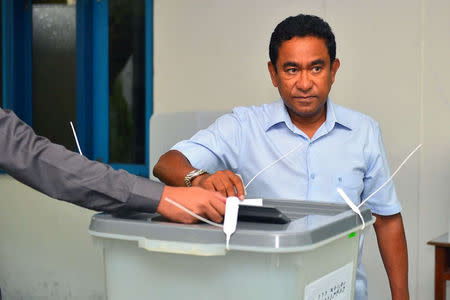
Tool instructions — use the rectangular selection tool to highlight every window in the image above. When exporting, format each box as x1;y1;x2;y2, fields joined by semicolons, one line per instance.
2;1;32;121
2;0;153;176
87;0;152;176
108;0;146;165
32;0;77;151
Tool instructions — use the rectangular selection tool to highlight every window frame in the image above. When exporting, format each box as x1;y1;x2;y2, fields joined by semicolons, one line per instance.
2;0;33;123
2;0;153;177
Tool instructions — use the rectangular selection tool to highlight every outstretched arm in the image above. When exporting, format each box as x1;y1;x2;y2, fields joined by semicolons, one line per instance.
0;108;226;223
0;108;160;213
373;213;410;300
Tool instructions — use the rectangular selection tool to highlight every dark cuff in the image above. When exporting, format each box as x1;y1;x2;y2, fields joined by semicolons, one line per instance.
125;176;165;213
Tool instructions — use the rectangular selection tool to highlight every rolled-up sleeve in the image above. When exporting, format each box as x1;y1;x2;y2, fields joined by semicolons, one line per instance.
362;124;402;215
171;111;244;173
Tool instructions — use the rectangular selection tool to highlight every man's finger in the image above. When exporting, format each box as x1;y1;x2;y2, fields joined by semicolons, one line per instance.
213;191;227;203
229;174;245;199
201;179;216;192
210;196;226;216
219;175;238;198
211;179;228;197
203;203;223;223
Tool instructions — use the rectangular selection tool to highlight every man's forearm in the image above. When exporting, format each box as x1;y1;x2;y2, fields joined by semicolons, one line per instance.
0;108;164;213
153;150;196;186
373;213;409;300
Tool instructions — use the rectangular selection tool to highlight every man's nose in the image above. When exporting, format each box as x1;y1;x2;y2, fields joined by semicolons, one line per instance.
295;71;313;91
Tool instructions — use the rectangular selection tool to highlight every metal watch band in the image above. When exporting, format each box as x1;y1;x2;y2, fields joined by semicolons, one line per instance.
184;169;207;187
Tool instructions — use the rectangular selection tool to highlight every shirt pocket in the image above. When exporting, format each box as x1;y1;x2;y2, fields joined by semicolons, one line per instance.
335;172;364;204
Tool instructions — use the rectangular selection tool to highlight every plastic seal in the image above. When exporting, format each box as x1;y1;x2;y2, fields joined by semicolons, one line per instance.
337;144;422;230
223;196;240;250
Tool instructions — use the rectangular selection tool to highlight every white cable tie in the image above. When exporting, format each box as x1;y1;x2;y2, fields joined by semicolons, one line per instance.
359;144;422;208
223;196;240;250
245;142;305;190
337;144;423;230
70;121;83;156
337;188;366;230
164;197;223;228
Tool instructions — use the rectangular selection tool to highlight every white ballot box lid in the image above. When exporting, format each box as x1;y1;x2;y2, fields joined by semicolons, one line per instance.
89;199;374;255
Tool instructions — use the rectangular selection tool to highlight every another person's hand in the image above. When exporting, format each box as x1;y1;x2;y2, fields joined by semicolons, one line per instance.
191;170;245;200
157;186;226;224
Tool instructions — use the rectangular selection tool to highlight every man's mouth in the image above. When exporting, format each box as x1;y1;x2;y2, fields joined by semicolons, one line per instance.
293;96;316;100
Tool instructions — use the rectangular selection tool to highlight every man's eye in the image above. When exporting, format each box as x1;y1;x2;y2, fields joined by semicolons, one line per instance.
286;68;297;74
312;66;322;73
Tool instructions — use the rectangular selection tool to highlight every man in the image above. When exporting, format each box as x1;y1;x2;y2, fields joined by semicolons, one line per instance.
153;14;409;300
0;108;226;224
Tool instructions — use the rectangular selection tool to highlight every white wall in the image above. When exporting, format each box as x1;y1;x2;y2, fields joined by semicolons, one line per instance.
421;1;450;299
0;1;448;299
0;177;105;300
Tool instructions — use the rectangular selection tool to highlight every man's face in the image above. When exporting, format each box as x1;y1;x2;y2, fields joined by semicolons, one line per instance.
268;36;340;121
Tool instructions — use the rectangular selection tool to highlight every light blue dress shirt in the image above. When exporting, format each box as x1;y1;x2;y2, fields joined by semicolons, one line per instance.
172;99;402;300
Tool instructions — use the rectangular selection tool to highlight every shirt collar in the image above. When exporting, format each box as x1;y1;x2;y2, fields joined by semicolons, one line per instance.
263;99;292;131
327;99;353;131
264;98;353;132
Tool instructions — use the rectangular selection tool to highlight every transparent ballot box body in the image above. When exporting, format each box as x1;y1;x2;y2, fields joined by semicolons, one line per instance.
89;200;374;300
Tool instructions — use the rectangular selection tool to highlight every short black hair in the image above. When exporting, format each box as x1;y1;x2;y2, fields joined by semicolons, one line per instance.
269;14;336;70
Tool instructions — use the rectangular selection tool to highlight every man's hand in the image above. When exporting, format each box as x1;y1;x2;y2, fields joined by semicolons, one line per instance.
192;170;245;200
153;150;245;199
156;186;226;224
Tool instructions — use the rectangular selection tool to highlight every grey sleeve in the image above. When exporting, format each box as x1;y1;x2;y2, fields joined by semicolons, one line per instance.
0;108;164;213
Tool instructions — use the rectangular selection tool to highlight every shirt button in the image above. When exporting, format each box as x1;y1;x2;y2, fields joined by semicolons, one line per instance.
310;174;315;179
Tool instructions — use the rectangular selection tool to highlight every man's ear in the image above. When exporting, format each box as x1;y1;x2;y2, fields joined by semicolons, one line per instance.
267;61;279;88
330;58;340;84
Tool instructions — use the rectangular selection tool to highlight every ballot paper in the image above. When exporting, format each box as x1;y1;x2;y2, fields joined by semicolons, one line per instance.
239;198;263;206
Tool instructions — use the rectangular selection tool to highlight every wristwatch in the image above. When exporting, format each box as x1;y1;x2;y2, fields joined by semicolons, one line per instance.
184;169;207;187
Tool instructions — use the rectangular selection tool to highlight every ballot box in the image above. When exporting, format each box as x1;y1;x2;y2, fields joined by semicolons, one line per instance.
89;200;374;300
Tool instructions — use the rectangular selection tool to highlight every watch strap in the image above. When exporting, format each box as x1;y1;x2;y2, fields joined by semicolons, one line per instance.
184;169;207;187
